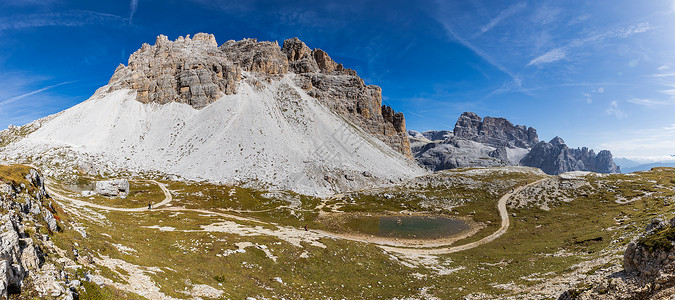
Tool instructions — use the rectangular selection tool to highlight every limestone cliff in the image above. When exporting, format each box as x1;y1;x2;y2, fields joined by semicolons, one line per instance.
106;33;411;158
520;137;621;175
453;112;539;148
410;112;619;175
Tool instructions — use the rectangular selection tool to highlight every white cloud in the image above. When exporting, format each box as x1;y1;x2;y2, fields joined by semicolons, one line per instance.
478;2;526;35
527;48;566;66
661;89;675;96
128;0;139;25
598;87;604;93
533;5;561;25
605;101;626;118
658;65;670;70
0;11;128;32
649;73;675;78
627;98;669;106
527;22;652;67
619;22;652;37
0;81;74;108
665;124;675;130
437;19;521;85
582;92;592;104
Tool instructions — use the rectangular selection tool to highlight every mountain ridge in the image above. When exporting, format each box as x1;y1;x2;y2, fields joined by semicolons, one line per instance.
0;33;425;196
410;112;620;175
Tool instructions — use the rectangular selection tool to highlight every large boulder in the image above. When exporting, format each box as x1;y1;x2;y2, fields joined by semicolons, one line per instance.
94;179;129;198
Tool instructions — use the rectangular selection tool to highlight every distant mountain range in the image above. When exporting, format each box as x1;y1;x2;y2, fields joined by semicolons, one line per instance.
614;157;675;173
409;112;620;175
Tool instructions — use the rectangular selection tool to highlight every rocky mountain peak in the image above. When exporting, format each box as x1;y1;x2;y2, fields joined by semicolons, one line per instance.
453;112;539;148
104;33;412;158
521;138;620;175
549;136;565;145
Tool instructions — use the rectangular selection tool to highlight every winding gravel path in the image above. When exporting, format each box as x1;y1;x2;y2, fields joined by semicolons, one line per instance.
45;179;172;212
377;178;546;254
46;177;545;255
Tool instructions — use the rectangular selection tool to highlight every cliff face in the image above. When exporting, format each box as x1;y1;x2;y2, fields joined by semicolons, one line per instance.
281;38;411;157
453;112;539;148
106;33;411;158
410;112;620;175
520;137;621;175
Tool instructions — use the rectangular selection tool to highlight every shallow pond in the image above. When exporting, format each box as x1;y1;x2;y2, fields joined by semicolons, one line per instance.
344;215;471;240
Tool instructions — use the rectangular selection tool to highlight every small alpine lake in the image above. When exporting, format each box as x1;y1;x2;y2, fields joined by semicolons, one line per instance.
332;214;472;240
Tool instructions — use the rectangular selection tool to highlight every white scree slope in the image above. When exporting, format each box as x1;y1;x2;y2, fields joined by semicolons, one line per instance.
8;73;425;196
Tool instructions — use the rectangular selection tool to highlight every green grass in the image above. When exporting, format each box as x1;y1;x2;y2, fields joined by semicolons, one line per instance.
45;167;675;299
639;226;675;252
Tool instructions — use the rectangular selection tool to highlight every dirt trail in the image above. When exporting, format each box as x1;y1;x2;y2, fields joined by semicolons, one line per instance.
376;178;547;255
46;177;546;255
45;179;172;212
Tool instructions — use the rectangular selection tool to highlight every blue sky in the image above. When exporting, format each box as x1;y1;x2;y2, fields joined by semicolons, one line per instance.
1;0;674;162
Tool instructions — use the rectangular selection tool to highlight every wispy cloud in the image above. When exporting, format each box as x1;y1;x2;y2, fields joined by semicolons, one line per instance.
661;89;675;97
0;10;128;32
0;81;75;109
582;92;592;104
649;73;675;78
527;48;566;66
128;0;139;26
605;100;626;118
438;21;521;86
627;98;672;106
477;2;526;35
527;22;653;66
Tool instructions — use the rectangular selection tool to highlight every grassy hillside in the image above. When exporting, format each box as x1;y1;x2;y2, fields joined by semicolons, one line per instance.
40;167;675;298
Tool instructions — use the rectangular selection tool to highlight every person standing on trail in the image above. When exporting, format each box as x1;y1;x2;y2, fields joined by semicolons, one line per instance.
148;202;152;210
304;225;308;231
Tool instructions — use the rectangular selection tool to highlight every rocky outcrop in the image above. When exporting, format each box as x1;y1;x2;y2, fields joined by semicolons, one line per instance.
410;112;619;175
0;166;73;298
453;112;538;148
520;137;620;175
94;179;129;198
413;136;508;171
108;33;240;109
105;33;412;158
561;217;675;299
282;38;411;157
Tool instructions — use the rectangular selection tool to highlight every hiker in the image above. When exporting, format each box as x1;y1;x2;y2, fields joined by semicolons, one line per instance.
148;202;152;210
304;225;308;231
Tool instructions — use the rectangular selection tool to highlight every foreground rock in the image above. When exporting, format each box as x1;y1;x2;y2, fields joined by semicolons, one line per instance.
560;217;675;299
0;166;74;298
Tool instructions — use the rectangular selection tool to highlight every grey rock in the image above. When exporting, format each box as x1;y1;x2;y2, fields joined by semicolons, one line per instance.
19;238;39;270
94;179;130;198
453;112;538;148
520;137;620;175
42;210;58;232
420;130;452;141
414;136;508;171
106;34;413;158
